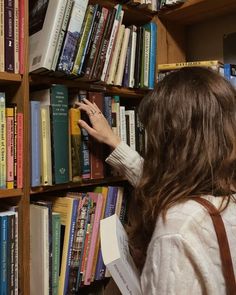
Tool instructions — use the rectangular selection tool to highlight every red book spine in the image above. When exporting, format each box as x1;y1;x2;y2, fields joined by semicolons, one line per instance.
16;112;23;188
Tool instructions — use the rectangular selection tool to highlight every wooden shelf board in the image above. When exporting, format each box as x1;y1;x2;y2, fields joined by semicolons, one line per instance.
30;176;127;195
0;72;22;83
0;189;23;198
30;74;150;98
159;0;236;25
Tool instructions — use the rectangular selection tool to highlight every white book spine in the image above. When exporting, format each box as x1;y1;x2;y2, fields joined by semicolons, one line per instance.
128;27;137;88
14;0;19;73
125;110;136;150
119;106;127;144
29;0;68;72
51;0;73;71
0;0;4;71
144;29;150;88
101;9;124;82
107;24;125;85
114;28;131;86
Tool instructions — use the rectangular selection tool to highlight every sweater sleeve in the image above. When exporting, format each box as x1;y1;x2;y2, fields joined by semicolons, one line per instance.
105;141;144;187
141;234;218;295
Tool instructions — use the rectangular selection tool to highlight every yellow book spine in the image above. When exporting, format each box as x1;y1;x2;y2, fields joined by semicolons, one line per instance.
158;60;222;71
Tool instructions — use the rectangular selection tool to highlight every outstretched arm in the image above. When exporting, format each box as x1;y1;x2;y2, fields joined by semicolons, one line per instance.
77;98;143;186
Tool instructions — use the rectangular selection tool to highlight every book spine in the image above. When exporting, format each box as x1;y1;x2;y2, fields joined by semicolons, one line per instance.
8;214;15;294
63;199;79;295
84;7;108;79
40;106;52;186
69;108;81;182
16;112;23;188
30;101;41;187
114;28;130;86
19;0;24;74
143;27;150;88
134;27;143;88
14;0;19;73
148;22;157;89
12;104;17;187
57;0;89;74
0;216;8;294
71;5;95;75
128;26;137;88
101;5;123;82
0;0;4;71
158;60;222;71
80;5;102;76
111;96;120;137
4;0;14;72
50;85;69;184
92;8;117;80
0;92;6;188
84;193;103;285
106;24;125;85
122;27;133;88
79;91;90;179
52;213;61;295
51;0;73;72
119;106;127;144
6;107;14;189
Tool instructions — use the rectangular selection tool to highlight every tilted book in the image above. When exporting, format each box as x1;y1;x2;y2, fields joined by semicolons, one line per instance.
100;214;142;295
29;0;68;73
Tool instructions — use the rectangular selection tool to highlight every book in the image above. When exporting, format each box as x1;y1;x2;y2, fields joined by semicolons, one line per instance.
16;112;23;188
57;0;89;74
6;107;14;189
29;0;68;72
52;212;61;295
40;105;53;186
0;92;6;188
30;101;41;187
14;0;19;73
4;0;15;72
30;204;50;295
148;22;157;89
100;214;142;295
158;60;223;71
0;0;4;72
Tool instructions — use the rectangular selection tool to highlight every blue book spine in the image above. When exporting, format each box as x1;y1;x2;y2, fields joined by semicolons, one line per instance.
0;216;8;295
30;101;41;187
57;0;89;74
148;22;157;90
95;186;118;280
224;64;231;81
63;198;79;295
103;96;112;126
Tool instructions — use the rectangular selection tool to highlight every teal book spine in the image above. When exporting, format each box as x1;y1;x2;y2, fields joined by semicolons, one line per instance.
50;85;69;184
0;215;8;294
52;213;61;295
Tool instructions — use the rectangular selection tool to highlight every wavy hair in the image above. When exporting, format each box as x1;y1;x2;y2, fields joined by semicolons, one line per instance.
128;67;236;268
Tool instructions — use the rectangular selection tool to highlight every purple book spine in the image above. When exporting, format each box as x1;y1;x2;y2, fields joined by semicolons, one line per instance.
4;0;14;72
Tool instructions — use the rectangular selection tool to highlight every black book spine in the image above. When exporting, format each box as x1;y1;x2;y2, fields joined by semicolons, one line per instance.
134;27;143;88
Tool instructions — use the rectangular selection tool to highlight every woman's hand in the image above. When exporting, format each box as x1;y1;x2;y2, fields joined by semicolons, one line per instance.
76;98;121;150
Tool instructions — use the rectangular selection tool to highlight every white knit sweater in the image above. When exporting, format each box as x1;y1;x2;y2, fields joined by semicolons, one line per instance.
106;142;236;295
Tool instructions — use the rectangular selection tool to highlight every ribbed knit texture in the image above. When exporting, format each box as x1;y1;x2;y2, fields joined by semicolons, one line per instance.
106;142;236;294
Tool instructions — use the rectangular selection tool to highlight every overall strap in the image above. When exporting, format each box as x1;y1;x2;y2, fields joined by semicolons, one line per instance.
193;197;236;295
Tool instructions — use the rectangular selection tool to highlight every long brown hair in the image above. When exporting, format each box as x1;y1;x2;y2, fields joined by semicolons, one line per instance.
128;67;236;268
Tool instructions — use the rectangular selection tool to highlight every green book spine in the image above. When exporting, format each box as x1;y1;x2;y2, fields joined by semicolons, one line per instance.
52;213;61;295
50;84;69;184
71;5;95;75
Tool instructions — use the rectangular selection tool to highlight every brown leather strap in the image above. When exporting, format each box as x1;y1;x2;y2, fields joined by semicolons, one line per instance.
193;197;236;295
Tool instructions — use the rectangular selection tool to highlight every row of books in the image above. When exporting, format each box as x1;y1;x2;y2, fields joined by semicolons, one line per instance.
29;1;157;89
30;86;145;187
120;0;186;12
0;94;23;189
157;60;236;87
0;0;25;73
30;186;127;295
0;208;18;295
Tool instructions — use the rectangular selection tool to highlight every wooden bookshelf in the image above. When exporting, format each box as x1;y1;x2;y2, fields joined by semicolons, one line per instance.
0;189;23;198
1;0;235;294
160;0;236;24
0;72;22;84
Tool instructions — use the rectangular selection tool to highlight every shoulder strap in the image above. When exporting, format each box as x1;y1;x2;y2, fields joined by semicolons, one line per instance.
193;197;236;295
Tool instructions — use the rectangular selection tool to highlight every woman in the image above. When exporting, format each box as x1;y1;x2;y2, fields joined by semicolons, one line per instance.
77;67;236;294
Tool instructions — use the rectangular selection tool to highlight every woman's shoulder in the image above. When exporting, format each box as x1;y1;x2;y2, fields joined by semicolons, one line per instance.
151;195;236;241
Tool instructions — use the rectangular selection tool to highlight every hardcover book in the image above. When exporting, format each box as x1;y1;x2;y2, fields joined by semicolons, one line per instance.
0;92;6;188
